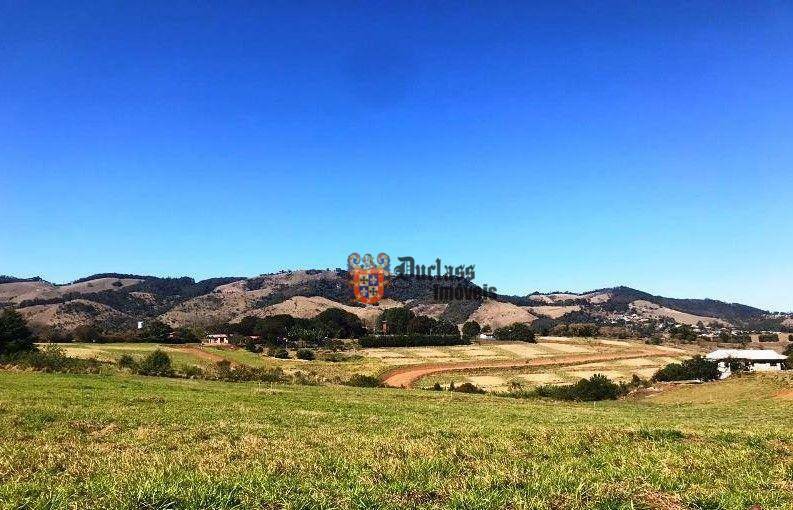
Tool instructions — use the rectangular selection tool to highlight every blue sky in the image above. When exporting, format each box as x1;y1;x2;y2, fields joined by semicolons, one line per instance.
1;1;791;311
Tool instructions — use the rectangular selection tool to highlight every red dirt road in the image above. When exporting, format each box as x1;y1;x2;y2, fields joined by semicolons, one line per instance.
172;345;231;364
380;350;668;388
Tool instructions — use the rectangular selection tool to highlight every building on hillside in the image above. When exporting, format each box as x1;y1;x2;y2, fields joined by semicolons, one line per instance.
705;349;787;379
203;334;230;345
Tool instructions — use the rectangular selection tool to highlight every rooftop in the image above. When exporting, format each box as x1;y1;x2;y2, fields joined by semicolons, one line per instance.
706;349;787;361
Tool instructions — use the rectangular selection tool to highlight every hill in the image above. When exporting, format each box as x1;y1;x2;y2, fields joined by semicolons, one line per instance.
0;271;789;334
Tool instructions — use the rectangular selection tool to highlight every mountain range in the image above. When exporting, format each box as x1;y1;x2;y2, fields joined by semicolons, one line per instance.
1;271;790;333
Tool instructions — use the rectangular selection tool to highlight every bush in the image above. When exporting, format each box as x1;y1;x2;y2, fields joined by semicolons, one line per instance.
181;365;204;378
758;333;779;342
345;374;383;387
1;345;103;374
319;351;362;362
432;382;442;391
645;336;662;345
117;354;137;370
493;323;535;342
136;350;173;377
359;334;467;348
268;347;290;359
534;374;622;401
652;355;720;382
211;360;287;383
451;382;485;394
296;348;316;360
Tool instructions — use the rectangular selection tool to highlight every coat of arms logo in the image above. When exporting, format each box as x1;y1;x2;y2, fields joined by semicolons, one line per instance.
348;252;390;305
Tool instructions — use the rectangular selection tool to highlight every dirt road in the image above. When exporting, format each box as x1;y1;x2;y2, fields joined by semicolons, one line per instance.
380;350;668;388
172;344;231;364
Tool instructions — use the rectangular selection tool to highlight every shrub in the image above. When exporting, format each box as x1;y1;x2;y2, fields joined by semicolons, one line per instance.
758;333;779;342
345;374;383;388
319;351;362;362
211;361;287;383
268;347;290;359
117;354;137;370
451;382;485;394
652;355;720;382
244;337;262;353
1;345;103;374
534;374;622;401
181;365;204;378
359;334;467;348
645;336;662;345
493;323;535;342
432;382;442;391
136;350;173;377
296;348;316;361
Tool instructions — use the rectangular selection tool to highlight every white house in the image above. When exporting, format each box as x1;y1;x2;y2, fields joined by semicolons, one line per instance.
705;349;787;379
203;334;230;345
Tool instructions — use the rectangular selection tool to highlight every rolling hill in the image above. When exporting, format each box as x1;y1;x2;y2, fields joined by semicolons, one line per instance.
0;271;788;333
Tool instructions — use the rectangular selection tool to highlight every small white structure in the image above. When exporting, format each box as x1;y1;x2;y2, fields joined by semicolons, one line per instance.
203;334;230;345
478;333;494;340
137;321;144;330
706;349;787;379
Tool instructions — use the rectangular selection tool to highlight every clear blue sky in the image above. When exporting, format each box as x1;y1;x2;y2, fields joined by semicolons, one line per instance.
1;1;791;311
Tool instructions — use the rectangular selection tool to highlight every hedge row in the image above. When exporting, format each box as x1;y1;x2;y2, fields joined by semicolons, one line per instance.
359;334;469;348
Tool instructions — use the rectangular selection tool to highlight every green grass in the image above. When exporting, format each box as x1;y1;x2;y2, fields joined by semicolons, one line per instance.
202;346;388;380
53;343;215;368
0;371;791;509
54;343;388;381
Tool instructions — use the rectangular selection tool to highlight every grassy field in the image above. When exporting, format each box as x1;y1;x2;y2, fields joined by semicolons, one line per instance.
57;343;218;368
0;370;791;509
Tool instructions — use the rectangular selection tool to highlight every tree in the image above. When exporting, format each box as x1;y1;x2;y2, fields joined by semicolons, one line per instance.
313;308;366;338
652;355;720;382
461;321;481;340
377;307;415;335
406;315;436;335
252;314;296;342
0;309;34;354
434;320;459;336
493;322;536;342
670;324;697;342
72;325;104;343
139;320;173;343
170;327;198;344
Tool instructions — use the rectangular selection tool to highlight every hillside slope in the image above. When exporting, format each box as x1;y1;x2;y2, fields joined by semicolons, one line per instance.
1;271;787;332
